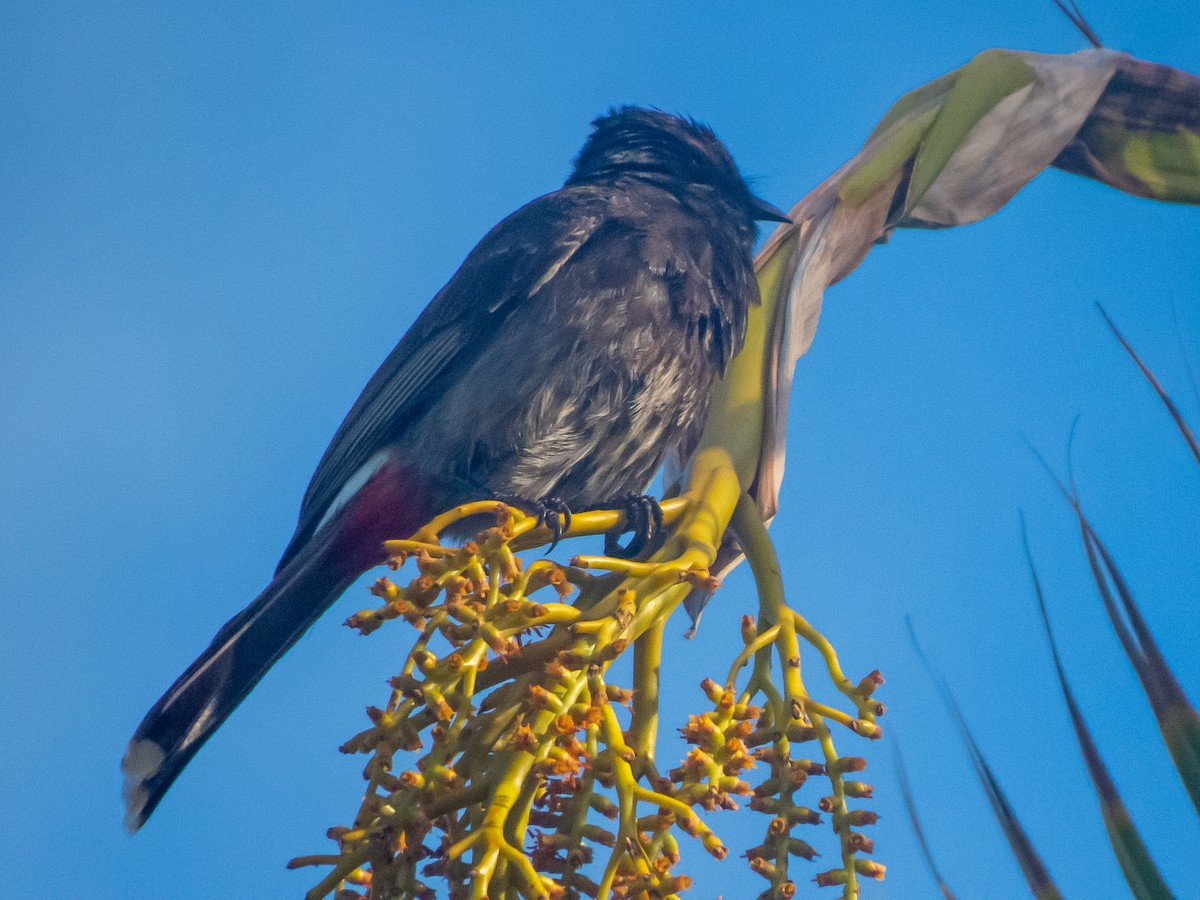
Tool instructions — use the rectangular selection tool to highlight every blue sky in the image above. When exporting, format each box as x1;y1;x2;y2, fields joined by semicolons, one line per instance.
3;3;1199;897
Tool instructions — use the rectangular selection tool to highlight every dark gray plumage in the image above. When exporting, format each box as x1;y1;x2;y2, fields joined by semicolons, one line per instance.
123;106;786;831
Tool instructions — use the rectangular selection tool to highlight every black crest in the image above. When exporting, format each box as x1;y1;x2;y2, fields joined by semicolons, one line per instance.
569;107;753;204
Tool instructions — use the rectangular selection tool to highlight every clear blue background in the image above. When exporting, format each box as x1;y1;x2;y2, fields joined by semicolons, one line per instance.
3;3;1198;897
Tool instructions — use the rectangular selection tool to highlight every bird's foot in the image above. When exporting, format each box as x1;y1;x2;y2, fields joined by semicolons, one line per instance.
496;494;573;553
604;494;664;559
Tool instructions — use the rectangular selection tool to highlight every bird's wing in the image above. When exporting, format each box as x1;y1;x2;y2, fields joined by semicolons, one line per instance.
276;189;609;570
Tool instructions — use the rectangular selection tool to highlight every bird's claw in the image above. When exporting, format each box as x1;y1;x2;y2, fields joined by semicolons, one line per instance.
604;494;664;559
536;497;572;553
497;494;572;553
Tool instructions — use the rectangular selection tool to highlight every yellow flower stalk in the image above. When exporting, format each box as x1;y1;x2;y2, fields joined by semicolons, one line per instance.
291;490;883;900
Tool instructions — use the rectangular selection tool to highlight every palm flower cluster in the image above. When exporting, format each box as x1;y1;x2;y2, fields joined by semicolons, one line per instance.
289;492;885;900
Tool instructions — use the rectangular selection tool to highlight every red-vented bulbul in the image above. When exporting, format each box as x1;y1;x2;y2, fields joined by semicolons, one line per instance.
123;106;787;831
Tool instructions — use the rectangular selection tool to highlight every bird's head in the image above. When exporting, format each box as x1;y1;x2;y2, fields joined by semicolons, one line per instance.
567;106;789;226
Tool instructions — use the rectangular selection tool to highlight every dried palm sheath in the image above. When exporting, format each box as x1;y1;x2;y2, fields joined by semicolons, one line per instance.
682;48;1200;625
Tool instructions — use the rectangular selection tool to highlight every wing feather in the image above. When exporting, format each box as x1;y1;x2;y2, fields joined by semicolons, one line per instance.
275;189;606;570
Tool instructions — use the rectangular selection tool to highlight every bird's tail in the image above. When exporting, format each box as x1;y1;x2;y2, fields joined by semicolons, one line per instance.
121;529;363;833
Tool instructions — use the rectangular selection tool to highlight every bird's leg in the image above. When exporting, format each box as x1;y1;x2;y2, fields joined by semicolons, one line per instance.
603;494;664;559
494;493;573;553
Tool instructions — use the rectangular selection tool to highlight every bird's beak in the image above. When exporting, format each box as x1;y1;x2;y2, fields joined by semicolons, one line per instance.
748;194;791;224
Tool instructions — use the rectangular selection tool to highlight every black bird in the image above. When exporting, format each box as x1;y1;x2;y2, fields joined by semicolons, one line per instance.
122;106;788;831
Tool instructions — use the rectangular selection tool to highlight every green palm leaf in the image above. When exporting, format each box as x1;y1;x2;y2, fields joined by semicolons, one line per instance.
1022;516;1173;899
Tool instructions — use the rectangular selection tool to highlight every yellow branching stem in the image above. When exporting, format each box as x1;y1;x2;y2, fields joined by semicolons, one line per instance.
294;455;884;899
279;40;1200;899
